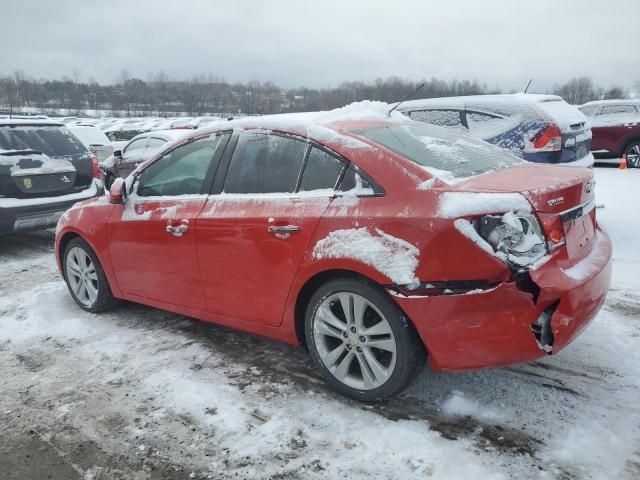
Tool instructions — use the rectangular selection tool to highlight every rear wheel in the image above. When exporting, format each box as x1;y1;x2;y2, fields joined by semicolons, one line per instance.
625;141;640;168
63;237;117;313
305;277;425;402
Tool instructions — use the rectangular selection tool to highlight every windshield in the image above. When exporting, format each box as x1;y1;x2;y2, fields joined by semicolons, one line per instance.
0;125;88;157
354;122;520;178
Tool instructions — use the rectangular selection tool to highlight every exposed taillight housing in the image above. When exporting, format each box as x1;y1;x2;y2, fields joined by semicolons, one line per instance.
538;213;565;251
524;124;562;153
90;153;101;179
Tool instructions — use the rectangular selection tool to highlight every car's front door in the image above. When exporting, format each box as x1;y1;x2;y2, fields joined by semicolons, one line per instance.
196;132;347;326
108;132;229;309
117;137;149;178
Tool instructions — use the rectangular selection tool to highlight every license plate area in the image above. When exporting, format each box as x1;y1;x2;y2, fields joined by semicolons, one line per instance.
562;201;595;258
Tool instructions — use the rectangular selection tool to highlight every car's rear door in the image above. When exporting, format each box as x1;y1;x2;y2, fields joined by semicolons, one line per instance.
107;132;229;309
196;131;347;326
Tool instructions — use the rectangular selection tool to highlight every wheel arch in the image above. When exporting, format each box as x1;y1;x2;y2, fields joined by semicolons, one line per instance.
622;135;640;156
291;268;423;350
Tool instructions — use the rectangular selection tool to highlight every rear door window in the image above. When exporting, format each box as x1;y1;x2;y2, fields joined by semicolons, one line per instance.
598;105;636;115
223;133;307;194
299;147;346;192
408;109;465;130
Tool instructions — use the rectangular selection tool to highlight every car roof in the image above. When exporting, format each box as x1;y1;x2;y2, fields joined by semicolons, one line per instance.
0;118;64;127
395;93;564;112
195;102;409;147
580;99;640;107
129;128;193;143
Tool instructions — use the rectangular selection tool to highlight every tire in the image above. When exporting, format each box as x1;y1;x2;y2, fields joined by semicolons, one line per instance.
305;276;425;402
625;140;640;168
63;237;118;313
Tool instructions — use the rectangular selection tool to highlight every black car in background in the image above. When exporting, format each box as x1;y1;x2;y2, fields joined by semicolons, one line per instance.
0;120;104;235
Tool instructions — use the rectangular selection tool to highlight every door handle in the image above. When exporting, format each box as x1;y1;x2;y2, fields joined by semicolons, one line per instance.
267;225;300;235
166;220;189;237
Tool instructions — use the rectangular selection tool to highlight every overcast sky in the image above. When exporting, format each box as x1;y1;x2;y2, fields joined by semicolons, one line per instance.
2;0;638;92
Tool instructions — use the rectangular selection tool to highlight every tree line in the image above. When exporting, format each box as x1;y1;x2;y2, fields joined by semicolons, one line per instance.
0;70;633;118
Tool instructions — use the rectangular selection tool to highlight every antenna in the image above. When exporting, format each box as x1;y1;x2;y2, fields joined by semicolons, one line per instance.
523;79;533;94
388;83;425;116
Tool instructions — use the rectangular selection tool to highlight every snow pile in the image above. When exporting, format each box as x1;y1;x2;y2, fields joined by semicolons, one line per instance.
438;192;531;218
0;151;75;176
312;227;419;285
440;391;504;422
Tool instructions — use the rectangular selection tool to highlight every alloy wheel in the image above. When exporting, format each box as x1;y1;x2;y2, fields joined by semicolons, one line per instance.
65;246;99;307
312;292;397;390
627;144;640;168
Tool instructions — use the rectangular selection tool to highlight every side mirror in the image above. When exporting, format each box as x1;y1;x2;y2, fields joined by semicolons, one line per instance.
109;177;126;204
113;149;122;158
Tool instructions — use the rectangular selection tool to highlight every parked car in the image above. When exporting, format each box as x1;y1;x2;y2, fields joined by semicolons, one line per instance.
68;125;114;164
104;118;144;141
101;129;192;188
55;107;611;402
0;120;103;235
579;99;640;167
397;94;593;167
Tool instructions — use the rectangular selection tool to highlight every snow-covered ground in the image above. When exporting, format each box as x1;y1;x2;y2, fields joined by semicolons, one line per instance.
1;167;639;479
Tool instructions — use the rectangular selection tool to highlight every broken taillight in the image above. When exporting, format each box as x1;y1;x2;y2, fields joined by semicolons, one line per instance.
538;213;565;251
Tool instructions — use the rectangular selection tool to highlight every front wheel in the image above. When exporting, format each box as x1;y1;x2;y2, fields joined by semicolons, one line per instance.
63;237;117;313
625;141;640;168
305;277;425;402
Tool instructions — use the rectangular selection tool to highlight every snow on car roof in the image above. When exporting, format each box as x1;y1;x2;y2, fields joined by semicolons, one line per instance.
198;101;408;149
0;118;64;126
581;99;640;107
395;93;565;111
128;128;193;143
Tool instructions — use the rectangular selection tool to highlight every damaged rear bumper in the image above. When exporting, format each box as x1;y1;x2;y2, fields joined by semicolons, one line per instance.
391;227;612;372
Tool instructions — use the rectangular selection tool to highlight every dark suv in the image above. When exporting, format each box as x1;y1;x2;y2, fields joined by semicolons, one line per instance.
0;120;104;234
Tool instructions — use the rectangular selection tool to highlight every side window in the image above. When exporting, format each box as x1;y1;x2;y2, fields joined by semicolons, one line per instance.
465;111;517;139
338;165;382;195
409;109;465;130
147;138;167;149
136;134;223;197
598;105;635;115
299;147;346;192
223;133;307;194
123;138;148;163
579;106;597;116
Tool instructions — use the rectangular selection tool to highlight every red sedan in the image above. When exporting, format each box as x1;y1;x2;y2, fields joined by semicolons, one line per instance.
55;108;612;401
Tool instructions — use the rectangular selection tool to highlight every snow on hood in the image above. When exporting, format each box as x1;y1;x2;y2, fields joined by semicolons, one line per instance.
312;227;419;285
0;150;76;177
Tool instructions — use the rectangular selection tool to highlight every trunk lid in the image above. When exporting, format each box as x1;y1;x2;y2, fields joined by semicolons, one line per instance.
460;163;593;213
534;98;592;162
460;163;596;259
0;150;77;196
0;123;93;197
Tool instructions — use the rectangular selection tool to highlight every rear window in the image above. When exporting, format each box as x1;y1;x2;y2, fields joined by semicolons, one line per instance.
354;123;520;178
0;125;88;157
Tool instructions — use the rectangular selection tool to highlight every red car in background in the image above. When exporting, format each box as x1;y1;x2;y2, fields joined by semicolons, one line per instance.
55;106;612;401
579;100;640;167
